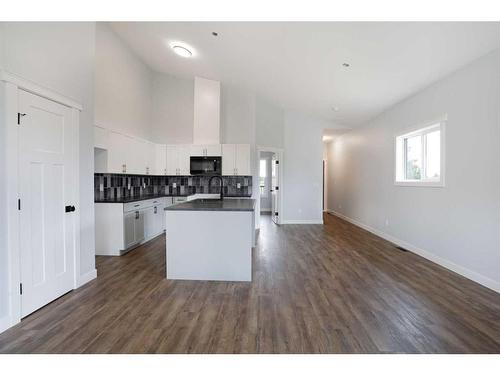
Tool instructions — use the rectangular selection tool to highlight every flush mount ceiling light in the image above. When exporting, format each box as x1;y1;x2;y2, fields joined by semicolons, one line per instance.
170;42;194;58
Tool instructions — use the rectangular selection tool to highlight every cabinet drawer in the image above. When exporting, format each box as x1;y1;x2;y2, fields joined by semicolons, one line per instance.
123;197;170;212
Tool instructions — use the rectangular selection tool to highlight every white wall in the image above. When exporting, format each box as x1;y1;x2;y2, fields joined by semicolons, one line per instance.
282;111;337;224
256;97;284;149
0;22;97;327
327;49;500;292
95;23;152;140
151;72;194;144
221;84;256;145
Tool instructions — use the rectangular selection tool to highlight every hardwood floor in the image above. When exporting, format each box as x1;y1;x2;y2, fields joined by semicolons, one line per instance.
1;213;499;353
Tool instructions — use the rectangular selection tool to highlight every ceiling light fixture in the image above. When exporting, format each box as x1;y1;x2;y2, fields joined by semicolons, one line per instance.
212;31;218;36
342;63;350;67
170;42;195;58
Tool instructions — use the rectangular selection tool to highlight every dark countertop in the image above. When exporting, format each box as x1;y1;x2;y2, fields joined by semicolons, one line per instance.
95;194;252;204
165;198;256;212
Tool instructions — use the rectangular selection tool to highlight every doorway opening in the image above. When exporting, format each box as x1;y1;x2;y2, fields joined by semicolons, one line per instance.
257;147;283;225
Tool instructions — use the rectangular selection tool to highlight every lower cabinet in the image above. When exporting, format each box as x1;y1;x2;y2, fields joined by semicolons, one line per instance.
95;197;172;256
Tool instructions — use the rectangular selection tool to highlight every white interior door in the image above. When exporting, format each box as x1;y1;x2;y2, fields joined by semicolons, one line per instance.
18;90;77;317
271;154;280;224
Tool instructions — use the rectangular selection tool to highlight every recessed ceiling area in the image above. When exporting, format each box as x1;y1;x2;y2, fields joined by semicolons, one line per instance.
110;22;500;127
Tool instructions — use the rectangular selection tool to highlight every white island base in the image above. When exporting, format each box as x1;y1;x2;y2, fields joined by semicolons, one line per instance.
165;207;255;282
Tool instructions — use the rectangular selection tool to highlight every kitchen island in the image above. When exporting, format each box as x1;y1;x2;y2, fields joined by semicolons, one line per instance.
165;198;256;282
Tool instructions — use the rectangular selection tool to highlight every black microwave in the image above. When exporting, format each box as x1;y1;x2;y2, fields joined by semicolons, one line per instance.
190;156;222;175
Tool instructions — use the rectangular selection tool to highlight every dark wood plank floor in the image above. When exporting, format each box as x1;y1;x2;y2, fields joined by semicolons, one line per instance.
1;213;499;353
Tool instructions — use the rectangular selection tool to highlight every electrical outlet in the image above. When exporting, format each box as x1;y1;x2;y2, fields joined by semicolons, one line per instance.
237;183;241;189
172;182;177;188
298;208;302;214
385;219;389;226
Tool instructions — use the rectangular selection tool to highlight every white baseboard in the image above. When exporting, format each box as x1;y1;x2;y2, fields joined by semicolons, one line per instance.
282;219;324;225
76;268;97;288
328;210;500;293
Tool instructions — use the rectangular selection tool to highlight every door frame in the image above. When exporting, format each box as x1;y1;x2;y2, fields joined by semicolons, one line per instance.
1;70;83;332
256;146;284;225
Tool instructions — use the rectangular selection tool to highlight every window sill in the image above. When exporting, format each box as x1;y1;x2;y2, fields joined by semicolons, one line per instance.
394;180;445;188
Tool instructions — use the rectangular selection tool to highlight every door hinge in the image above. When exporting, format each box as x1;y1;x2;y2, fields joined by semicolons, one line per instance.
18;199;21;210
17;112;26;125
275;186;279;190
275;212;279;216
275;160;279;165
20;283;23;295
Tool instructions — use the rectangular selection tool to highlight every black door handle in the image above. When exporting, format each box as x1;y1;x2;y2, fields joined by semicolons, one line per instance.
65;205;76;213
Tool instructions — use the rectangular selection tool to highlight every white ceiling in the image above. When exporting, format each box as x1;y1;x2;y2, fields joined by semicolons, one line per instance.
110;22;500;127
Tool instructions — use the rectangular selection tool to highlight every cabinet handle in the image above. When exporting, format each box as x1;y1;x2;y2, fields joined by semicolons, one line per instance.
134;204;140;207
154;206;157;214
135;211;139;220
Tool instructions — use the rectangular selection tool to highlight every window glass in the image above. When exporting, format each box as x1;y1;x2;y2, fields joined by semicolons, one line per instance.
425;130;440;179
405;135;422;180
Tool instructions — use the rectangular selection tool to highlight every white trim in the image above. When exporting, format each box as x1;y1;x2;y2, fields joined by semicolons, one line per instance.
282;219;324;225
1;80;84;334
76;269;97;288
394;119;446;188
0;70;83;111
327;210;500;293
260;208;272;212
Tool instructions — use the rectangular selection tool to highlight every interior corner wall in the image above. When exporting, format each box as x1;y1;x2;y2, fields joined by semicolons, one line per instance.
95;22;152;140
327;49;500;291
282;111;336;224
0;22;97;328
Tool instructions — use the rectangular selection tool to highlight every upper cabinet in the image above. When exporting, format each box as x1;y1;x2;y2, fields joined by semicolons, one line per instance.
95;126;250;177
222;144;251;176
190;144;221;157
193;77;221;145
100;128;155;175
154;144;167;175
166;145;190;175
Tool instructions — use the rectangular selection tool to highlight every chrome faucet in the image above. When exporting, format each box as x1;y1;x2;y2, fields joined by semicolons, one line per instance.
208;175;224;200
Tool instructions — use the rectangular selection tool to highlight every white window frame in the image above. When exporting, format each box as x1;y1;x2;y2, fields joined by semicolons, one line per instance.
394;119;446;187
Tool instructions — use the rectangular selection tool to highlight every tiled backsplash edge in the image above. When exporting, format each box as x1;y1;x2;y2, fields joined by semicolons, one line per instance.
94;174;252;201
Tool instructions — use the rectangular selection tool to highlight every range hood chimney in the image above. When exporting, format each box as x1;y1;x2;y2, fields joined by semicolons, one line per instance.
193;76;220;145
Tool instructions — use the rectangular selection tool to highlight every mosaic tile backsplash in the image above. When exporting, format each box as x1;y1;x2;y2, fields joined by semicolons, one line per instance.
94;174;252;201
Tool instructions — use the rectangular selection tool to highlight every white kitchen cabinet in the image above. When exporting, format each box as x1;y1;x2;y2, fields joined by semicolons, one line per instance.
124;211;137;249
235;144;251;175
95;197;171;256
143;141;156;175
108;131;130;173
155;144;167;175
134;209;145;243
190;144;221;157
166;144;191;175
144;203;164;240
222;144;251;175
